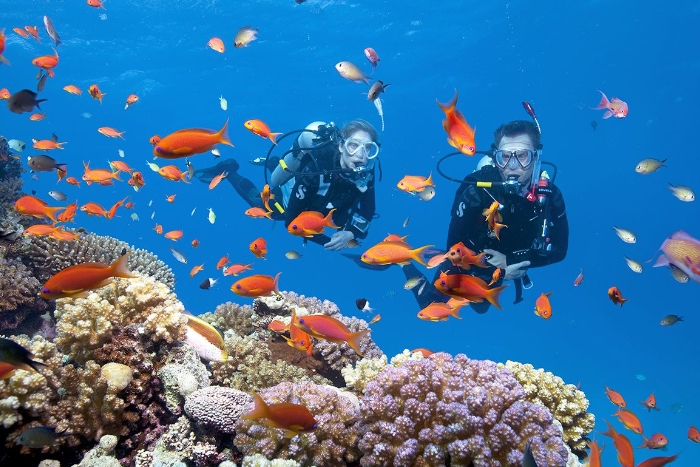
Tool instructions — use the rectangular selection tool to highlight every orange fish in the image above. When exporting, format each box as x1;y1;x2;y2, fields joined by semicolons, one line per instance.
268;319;289;334
149;135;162;146
24;25;40;41
534;292;553;319
483;200;507;240
638;433;668;449
231;273;281;298
189;264;204;278
364;47;380;70
216;255;229;270
446;241;488;270
165;194;176;203
245;207;273;219
397;173;434;194
14;195;63;224
23;224;61;237
244;119;282;144
282;310;313;356
488;267;502;286
124;93;138;110
250;237;268;259
411;348;434;358
154;120;233;159
635;454;679;467
191;239;200;248
574;268;584;286
437;90;476;155
614;408;643;434
207;37;225;53
608;286;628;306
87;0;107;9
434;271;508;310
106;197;128;219
80;202;108;217
50;228;82;241
57;202;78;223
427;252;448;269
88;84;106;103
129;171;146;190
260;184;275;212
368;314;381;325
361;241;432;266
223;263;253;276
640;392;660;412
0;88;10;99
29;113;46;121
63;85;82;95
82;167;121;184
164;230;183;241
241;392;317;438
586;440;603;467
604;386;626;408
32;48;59;77
593;90;628;119
12;27;29;38
154;224;163;234
601;419;634;467
208;171;228;190
109;160;133;173
287;209;339;237
417;301;465;322
40;253;136;299
688;425;700;442
65;176;81;187
383;234;409;244
157;165;190;183
56;168;67;183
294;313;370;357
98;127;125;139
33;139;66;150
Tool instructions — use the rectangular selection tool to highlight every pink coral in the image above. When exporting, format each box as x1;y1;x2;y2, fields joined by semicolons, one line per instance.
355;353;569;467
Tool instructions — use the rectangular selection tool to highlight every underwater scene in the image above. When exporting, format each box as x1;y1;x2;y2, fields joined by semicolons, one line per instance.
0;0;699;466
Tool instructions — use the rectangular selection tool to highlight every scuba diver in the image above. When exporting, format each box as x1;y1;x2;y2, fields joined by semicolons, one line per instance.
401;109;569;313
194;119;380;251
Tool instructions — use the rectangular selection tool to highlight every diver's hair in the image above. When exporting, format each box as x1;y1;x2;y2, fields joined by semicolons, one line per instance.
341;119;379;143
493;120;541;149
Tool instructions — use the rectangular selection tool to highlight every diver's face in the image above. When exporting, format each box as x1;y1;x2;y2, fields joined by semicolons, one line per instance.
497;134;536;185
339;130;372;170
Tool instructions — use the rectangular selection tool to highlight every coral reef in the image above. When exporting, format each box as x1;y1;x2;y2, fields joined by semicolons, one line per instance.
55;276;187;363
234;381;362;466
184;386;253;434
26;233;175;288
342;349;425;394
355;352;569;467
497;361;595;455
198;301;257;337
0;255;45;329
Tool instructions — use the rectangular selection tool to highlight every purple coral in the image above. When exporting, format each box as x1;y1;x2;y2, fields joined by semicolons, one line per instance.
355;353;569;467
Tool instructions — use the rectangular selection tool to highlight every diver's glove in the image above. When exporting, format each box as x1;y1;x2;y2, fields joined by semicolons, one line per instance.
483;248;530;281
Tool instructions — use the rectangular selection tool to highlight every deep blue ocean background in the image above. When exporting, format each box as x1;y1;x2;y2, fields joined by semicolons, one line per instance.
2;0;699;465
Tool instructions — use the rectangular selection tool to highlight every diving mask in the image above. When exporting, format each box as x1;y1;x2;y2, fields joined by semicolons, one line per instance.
344;137;380;159
494;149;535;169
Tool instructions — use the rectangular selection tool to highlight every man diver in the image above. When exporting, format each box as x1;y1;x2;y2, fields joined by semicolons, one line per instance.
403;118;569;313
194;119;379;251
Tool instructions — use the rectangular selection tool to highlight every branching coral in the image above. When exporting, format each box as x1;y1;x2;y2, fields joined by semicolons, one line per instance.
497;361;595;455
55;276;187;363
198;301;256;337
234;381;361;466
0;256;43;326
355;352;569;467
342;349;425;394
26;232;175;288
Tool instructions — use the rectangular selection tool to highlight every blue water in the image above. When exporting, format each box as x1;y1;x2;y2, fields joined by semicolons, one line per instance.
2;0;699;465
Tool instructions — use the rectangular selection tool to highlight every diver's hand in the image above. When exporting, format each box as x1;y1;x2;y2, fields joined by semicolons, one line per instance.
504;261;530;281
324;231;355;251
483;249;507;269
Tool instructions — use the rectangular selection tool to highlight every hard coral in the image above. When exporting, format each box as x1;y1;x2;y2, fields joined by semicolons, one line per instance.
55;276;187;363
184;386;252;434
234;381;361;467
26;232;175;288
0;256;43;328
497;361;595;456
198;301;256;337
355;352;569;467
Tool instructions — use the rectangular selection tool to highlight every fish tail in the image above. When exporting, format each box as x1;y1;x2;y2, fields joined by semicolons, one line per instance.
594;90;610;109
325;208;340;229
273;272;282;295
425;172;434;187
111;171;122;182
409;245;434;266
268;132;283;145
110;253;137;278
44;206;63;224
485;283;509;310
599;419;617;438
56;164;67;172
0;54;10;66
241;393;269;420
345;328;371;357
436;89;458;114
181;171;191;184
217;119;234;147
27;359;49;373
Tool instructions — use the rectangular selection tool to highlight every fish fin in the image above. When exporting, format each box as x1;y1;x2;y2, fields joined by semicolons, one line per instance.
425;172;434;187
594;90;610;109
273;272;282;295
217;118;234;147
241;393;268;420
436;89;458;114
485;283;509;310
110;253;137;278
410;245;434;267
268;132;283;145
345;329;371;357
602;110;613;119
652;254;670;267
324;208;340;229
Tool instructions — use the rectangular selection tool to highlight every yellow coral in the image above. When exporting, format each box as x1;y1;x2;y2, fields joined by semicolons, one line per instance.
497;360;595;453
342;349;424;395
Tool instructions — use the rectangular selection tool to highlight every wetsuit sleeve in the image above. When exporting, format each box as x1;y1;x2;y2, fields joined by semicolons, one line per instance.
528;185;569;268
342;177;376;240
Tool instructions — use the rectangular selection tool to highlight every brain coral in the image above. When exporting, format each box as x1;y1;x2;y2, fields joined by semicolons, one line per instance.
355;352;569;467
234;381;361;467
497;361;595;455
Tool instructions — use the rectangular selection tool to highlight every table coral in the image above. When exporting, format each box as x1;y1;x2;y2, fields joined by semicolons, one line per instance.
355;352;569;467
234;381;361;467
55;276;187;363
497;361;595;455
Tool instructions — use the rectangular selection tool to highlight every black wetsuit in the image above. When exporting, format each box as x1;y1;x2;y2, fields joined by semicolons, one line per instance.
403;165;569;312
285;148;376;245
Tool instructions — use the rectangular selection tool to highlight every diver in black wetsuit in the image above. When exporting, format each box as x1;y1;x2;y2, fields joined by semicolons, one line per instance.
402;119;569;313
194;119;379;250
